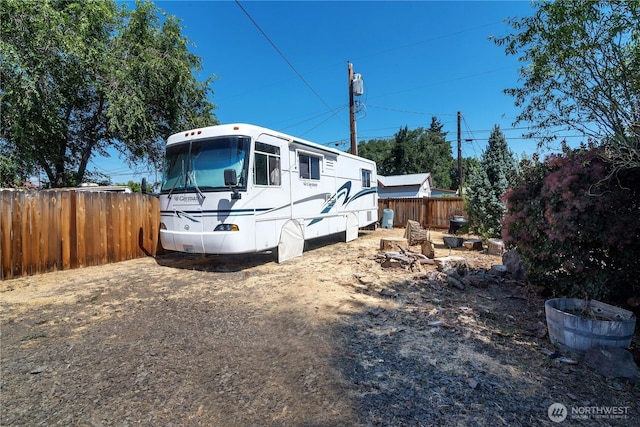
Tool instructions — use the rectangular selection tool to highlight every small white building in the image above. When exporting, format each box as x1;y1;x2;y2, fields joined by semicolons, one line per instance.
377;173;432;198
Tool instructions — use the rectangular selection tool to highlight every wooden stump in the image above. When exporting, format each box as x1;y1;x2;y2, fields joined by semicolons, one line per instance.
380;237;408;251
421;240;435;258
488;239;505;256
463;239;483;251
404;220;431;246
434;256;468;273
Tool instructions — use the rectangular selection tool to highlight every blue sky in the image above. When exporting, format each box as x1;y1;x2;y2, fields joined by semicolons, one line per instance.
99;0;575;186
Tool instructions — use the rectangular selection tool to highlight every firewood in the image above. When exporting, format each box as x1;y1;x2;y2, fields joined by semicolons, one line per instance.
463;239;483;251
380;238;408;251
404;220;431;246
378;247;433;271
488;239;505;256
421;240;435;258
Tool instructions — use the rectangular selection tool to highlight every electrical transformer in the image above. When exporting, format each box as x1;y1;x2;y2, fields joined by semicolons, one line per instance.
352;73;364;96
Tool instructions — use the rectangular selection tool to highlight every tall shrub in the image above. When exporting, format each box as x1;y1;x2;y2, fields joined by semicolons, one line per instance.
502;147;640;302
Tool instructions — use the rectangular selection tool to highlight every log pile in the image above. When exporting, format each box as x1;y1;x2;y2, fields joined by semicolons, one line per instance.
378;220;437;271
375;246;435;271
375;220;510;291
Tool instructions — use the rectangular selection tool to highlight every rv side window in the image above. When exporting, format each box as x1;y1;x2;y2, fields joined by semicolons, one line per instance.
254;142;281;186
299;153;320;180
361;169;372;188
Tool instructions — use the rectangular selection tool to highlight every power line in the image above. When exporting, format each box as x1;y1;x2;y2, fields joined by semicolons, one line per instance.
299;106;349;137
280;105;348;134
459;114;484;158
368;105;456;117
235;1;345;127
369;66;516;101
351;20;505;63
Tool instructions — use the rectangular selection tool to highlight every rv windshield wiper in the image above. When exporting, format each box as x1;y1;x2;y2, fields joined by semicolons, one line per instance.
188;171;206;200
187;159;206;200
167;159;185;200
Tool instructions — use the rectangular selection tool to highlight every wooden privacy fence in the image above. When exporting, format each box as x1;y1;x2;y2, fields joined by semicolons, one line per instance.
1;190;160;280
378;197;466;229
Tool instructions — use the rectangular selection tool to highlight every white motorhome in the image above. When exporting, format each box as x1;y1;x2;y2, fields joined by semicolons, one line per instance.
159;123;378;262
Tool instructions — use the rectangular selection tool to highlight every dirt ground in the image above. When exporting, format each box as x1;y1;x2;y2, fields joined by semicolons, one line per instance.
1;228;639;426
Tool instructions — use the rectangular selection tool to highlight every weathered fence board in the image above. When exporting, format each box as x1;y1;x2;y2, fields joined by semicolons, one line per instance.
1;190;160;280
378;197;466;229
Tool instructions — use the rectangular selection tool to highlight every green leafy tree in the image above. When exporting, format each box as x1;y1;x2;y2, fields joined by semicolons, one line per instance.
113;180;152;193
0;153;21;187
0;0;217;188
495;0;640;171
386;126;415;176
465;125;518;238
357;138;392;173
358;118;455;188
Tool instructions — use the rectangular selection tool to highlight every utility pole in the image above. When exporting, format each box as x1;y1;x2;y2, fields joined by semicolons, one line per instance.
457;111;463;196
348;62;357;155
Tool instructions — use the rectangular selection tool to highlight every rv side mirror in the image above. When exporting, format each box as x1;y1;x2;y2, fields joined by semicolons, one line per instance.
224;169;238;186
224;169;241;200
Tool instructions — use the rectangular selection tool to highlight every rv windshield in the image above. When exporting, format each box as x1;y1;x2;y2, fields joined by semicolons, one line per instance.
161;136;250;193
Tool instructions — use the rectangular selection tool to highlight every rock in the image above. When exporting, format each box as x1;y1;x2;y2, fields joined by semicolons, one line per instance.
584;346;640;382
490;265;507;277
502;249;525;281
461;272;492;288
446;276;465;291
444;269;463;281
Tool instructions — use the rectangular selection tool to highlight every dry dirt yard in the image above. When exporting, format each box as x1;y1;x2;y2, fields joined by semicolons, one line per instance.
1;228;638;426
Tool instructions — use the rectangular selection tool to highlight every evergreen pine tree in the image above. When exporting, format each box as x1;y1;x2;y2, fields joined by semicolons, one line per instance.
465;125;518;238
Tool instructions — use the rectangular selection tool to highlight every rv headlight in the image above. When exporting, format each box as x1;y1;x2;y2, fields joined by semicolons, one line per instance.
214;224;239;232
160;222;167;230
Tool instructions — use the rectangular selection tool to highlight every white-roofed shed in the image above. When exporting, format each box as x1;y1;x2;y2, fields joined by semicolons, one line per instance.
377;173;432;198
